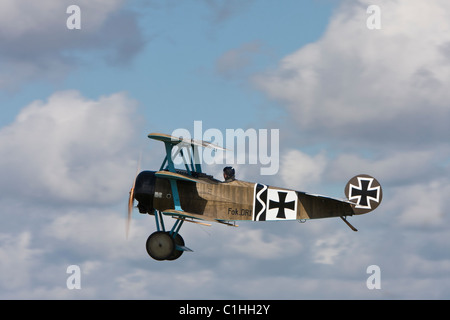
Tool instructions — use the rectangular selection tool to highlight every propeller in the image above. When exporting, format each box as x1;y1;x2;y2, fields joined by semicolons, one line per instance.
126;153;141;239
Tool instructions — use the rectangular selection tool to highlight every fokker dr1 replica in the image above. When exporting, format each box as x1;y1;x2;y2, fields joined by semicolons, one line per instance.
127;133;382;261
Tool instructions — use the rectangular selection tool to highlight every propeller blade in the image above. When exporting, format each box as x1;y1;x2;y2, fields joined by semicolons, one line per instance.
126;190;134;239
126;153;141;239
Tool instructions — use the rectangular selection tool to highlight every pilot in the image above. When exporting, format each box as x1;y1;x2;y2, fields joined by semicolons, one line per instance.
223;166;235;183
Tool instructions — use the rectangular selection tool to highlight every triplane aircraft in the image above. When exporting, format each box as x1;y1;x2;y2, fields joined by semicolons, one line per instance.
127;133;382;261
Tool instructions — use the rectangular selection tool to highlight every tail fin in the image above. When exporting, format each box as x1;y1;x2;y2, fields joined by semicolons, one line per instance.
344;174;382;215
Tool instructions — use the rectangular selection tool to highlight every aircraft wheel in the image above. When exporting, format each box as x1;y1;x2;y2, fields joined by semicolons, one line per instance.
166;233;184;261
146;231;175;261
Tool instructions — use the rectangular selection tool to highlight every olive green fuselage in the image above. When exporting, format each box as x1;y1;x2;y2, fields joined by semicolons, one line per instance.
151;176;355;222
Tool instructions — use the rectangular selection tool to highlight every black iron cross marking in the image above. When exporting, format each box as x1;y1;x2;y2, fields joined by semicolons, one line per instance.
349;178;379;209
269;191;296;219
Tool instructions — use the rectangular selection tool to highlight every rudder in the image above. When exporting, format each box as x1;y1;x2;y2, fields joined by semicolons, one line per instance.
344;174;382;215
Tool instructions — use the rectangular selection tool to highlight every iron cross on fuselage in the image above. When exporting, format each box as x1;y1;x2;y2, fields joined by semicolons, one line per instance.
269;191;296;219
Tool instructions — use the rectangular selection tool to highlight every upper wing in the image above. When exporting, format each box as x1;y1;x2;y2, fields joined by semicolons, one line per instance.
148;132;226;150
148;132;225;175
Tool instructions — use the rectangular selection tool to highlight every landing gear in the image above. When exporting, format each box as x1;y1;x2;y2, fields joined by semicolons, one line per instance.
145;231;185;261
146;231;175;260
145;210;190;261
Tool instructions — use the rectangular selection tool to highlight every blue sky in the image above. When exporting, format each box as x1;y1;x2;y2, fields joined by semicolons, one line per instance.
0;0;337;129
2;0;450;300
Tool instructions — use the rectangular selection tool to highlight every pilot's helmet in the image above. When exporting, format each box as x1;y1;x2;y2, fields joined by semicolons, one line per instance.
223;166;235;179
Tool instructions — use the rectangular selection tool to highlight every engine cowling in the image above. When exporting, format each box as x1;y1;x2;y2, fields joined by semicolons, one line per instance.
134;171;156;213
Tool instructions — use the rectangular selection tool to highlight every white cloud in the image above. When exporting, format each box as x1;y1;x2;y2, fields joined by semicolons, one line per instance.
389;180;448;227
280;149;327;190
254;0;450;148
313;234;348;265
0;232;41;291
328;149;444;185
43;209;151;260
0;90;142;206
226;227;303;259
0;0;145;90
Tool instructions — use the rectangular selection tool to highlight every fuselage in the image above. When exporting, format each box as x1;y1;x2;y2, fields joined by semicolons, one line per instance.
134;170;355;222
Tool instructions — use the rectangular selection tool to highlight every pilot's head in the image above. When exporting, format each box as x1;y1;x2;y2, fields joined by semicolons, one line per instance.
223;166;235;182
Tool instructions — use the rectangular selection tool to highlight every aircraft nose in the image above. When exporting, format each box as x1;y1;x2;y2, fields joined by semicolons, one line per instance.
134;171;156;213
